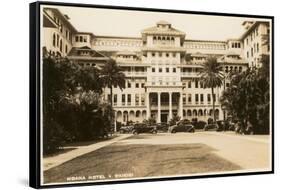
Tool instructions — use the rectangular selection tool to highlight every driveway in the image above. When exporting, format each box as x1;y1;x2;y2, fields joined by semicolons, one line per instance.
43;132;271;184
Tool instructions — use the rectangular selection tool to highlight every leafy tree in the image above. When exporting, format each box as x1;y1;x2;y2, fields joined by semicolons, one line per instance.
199;57;224;122
168;115;181;126
143;117;156;126
220;55;270;134
42;56;114;153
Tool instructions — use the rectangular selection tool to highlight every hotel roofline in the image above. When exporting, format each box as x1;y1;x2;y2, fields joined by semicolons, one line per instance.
43;7;263;45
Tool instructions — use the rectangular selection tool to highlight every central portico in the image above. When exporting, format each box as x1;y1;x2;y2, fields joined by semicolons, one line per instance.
146;87;183;123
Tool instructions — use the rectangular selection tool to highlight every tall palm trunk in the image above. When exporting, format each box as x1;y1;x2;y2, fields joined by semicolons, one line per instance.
109;86;115;132
110;86;113;107
211;87;216;123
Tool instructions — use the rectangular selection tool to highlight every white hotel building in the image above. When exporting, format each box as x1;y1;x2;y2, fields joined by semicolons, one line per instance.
42;8;270;124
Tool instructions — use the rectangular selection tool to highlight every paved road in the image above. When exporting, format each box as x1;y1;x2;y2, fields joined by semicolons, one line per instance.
119;132;271;170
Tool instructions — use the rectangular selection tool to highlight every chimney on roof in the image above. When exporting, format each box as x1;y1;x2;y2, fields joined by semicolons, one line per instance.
242;21;254;30
64;14;70;20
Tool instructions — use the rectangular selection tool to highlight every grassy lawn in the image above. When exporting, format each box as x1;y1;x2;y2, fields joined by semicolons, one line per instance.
44;142;241;184
43;135;118;158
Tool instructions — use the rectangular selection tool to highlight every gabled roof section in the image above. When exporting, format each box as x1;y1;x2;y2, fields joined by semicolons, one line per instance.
67;47;110;60
142;21;185;40
218;54;248;65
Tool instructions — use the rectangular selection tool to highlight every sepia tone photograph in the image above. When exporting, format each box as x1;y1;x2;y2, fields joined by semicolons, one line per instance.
38;3;273;187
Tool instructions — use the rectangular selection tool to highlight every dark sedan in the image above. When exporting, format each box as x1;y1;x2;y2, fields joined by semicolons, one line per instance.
203;123;219;131
156;122;169;132
169;123;195;133
132;123;157;135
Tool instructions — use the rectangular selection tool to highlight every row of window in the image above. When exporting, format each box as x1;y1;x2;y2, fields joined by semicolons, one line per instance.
151;52;177;58
182;80;204;89
183;93;217;105
95;40;142;47
183;109;219;117
53;16;72;41
52;33;68;54
113;82;145;89
183;43;225;50
111;94;146;106
153;36;175;41
245;28;260;45
246;43;260;58
151;67;177;73
225;66;243;73
230;42;241;49
75;35;88;43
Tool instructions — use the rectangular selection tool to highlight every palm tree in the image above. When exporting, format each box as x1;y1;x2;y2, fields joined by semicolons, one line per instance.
199;57;224;122
101;59;126;106
100;59;125;132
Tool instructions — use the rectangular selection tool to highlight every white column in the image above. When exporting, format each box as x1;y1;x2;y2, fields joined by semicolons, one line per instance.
179;93;183;119
169;92;172;120
146;92;150;119
157;92;161;123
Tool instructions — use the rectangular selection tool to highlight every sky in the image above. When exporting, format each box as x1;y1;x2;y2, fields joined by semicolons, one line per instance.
47;5;264;41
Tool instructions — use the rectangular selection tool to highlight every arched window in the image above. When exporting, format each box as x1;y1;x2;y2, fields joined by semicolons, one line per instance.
59;39;62;52
209;109;213;116
239;66;242;72
187;110;192;116
136;110;140;117
198;109;203;116
53;33;56;47
204;109;207;116
193;110;198;116
225;66;229;73
215;109;220;120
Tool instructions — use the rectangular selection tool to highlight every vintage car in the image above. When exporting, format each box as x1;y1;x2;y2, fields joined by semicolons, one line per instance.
203;123;219;131
168;121;195;133
119;125;134;134
132;123;157;135
156;122;169;132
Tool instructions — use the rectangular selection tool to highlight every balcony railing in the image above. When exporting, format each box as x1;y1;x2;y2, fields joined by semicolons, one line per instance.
123;72;146;77
181;72;200;77
146;81;182;86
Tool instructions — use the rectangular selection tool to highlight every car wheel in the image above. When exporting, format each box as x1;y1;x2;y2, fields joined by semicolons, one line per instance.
190;128;195;133
171;130;176;133
133;131;138;135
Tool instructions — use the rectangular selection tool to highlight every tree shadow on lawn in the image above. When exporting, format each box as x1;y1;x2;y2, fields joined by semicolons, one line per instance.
126;134;167;140
43;143;242;184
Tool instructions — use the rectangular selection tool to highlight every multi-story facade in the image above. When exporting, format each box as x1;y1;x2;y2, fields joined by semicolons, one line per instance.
42;8;270;124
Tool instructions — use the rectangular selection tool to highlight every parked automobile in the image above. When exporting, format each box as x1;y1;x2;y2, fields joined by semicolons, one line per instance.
169;121;195;133
193;120;207;130
119;125;134;134
156;122;169;132
203;123;219;131
132;123;157;135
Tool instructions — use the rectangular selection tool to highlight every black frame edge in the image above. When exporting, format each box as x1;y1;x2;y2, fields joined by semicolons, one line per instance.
30;1;274;188
29;1;41;189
